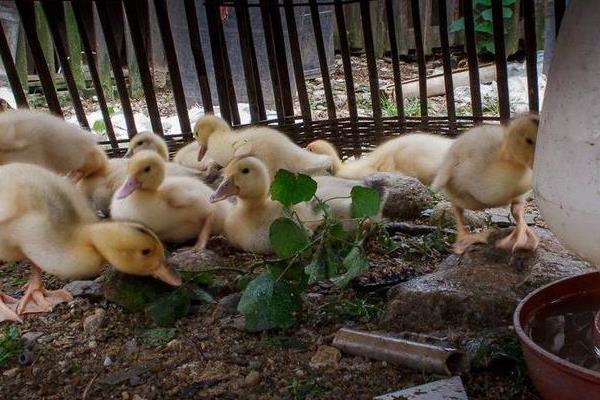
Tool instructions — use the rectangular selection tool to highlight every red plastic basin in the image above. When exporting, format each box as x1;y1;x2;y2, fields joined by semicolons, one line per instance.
514;271;600;400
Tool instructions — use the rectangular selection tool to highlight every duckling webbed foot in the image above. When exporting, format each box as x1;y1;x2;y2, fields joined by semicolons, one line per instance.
16;265;73;315
495;202;539;253
194;213;215;250
0;292;21;323
452;206;490;254
454;231;491;255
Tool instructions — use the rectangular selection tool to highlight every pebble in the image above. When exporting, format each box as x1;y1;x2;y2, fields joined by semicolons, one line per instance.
121;393;129;400
309;345;342;369
88;340;97;349
244;371;261;386
124;339;138;354
213;293;241;319
63;280;102;298
2;367;19;378
104;356;113;367
83;308;106;334
22;331;44;344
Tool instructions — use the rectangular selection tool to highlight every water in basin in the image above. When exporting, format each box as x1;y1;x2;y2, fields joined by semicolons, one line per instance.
526;293;600;372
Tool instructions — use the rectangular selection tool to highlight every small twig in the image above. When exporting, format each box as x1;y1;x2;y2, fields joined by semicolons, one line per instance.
82;373;99;400
197;267;247;275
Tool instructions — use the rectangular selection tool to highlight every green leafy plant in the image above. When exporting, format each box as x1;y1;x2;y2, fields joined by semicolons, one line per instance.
142;327;176;346
237;170;382;332
0;325;22;368
449;0;517;55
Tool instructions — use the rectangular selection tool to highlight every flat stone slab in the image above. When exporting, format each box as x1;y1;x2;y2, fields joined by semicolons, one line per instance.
374;376;467;400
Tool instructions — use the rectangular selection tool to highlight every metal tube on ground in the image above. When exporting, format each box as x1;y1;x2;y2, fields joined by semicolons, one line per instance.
332;328;468;376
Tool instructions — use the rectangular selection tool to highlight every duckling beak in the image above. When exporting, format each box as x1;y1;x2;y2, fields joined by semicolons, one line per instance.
116;177;140;199
151;259;182;286
209;177;238;203
197;145;207;162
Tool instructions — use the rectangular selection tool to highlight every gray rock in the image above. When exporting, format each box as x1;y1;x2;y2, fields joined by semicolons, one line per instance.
487;207;512;227
429;201;488;229
168;248;224;272
103;356;113;367
22;331;44;344
63;280;102;298
83;308;106;334
363;173;433;220
213;293;241;319
124;339;138;355
381;227;593;332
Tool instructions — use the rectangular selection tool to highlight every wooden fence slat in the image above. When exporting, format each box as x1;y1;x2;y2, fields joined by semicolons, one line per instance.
71;0;117;148
310;0;336;120
0;18;28;108
283;0;311;123
152;0;192;137
523;0;539;113
184;0;215;114
491;0;510;122
360;0;382;131
205;1;233;123
64;3;85;93
95;0;137;137
554;0;566;37
335;0;357;122
384;0;404;125
214;5;240;125
437;0;456;132
269;2;294;120
462;0;482;122
259;0;285;123
41;0;89;129
123;0;163;136
16;0;62;115
236;0;265;122
410;0;428;123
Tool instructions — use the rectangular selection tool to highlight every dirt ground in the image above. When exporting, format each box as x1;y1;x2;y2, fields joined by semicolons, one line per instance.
0;223;541;400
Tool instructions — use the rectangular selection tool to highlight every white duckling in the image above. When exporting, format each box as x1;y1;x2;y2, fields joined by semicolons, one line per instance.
431;115;539;254
195;115;333;178
313;176;384;231
0;163;180;323
0;109;102;182
209;156;320;254
111;150;230;247
306;134;454;185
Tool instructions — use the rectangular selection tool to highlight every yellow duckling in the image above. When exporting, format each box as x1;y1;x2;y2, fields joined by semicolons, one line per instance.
124;131;169;160
0;163;180;323
111;150;230;248
306;134;454;185
195;115;333;178
209;156;320;254
431;115;539;254
0;109;102;182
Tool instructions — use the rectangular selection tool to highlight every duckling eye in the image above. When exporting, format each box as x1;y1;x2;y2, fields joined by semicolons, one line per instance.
144;166;151;173
137;140;144;146
525;138;534;145
141;248;151;256
241;168;250;174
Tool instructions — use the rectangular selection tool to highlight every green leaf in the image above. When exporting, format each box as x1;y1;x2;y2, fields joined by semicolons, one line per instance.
481;41;496;54
325;245;343;278
351;186;380;219
238;271;302;332
502;0;517;4
270;169;317;207
475;0;492;5
475;21;493;34
481;8;493;21
269;217;310;258
449;18;464;33
92;119;106;133
145;287;191;327
327;220;346;240
330;247;369;287
503;7;513;18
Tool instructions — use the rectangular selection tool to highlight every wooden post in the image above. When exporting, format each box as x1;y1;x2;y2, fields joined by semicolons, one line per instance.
15;25;27;91
64;3;86;94
93;6;113;100
34;2;55;76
